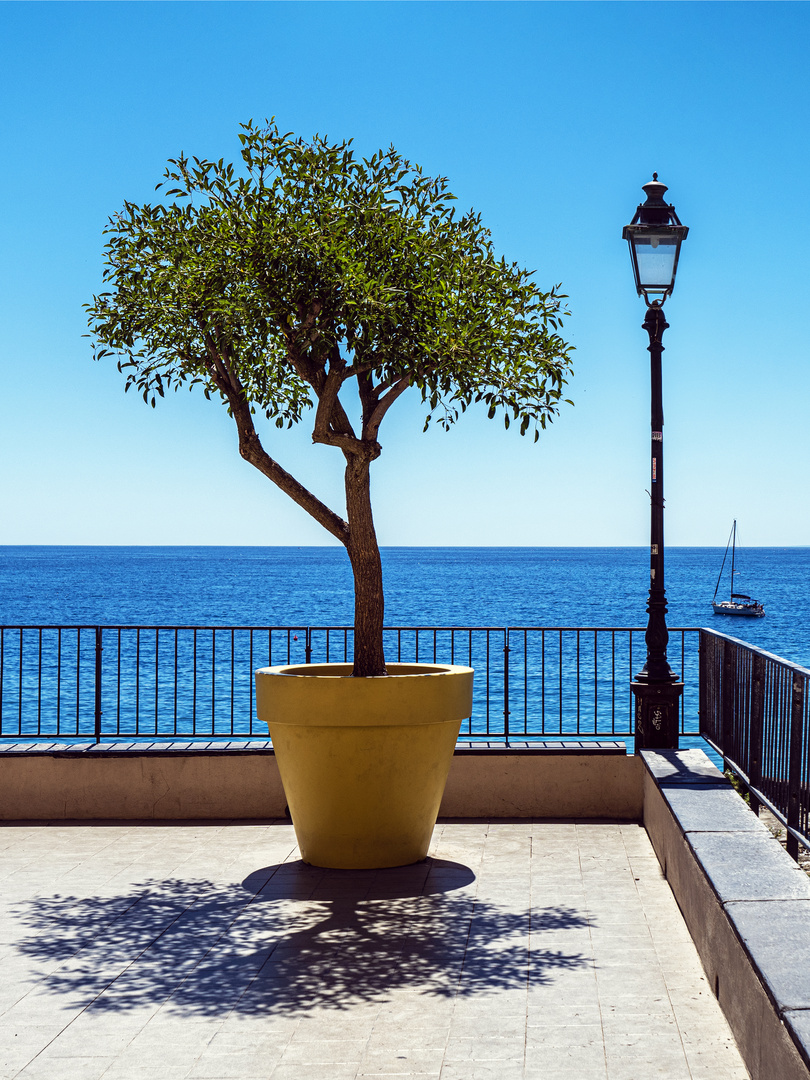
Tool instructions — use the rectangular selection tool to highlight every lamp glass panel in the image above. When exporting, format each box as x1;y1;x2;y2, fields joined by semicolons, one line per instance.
633;231;678;289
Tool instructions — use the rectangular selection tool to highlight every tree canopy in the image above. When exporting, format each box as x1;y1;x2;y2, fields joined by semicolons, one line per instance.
87;121;574;674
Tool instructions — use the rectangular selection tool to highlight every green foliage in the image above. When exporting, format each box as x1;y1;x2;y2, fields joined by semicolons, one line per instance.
725;768;751;805
86;120;573;440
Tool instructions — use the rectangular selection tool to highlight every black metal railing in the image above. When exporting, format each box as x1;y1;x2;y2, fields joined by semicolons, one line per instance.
700;628;810;860
0;624;701;744
7;622;809;854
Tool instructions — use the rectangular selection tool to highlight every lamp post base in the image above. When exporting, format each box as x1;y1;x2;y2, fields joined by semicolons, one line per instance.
631;678;683;752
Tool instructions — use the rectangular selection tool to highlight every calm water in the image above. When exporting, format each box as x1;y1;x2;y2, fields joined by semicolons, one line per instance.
1;546;807;745
0;545;808;667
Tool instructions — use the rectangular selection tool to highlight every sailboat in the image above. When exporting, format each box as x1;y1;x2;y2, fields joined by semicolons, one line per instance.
712;520;765;617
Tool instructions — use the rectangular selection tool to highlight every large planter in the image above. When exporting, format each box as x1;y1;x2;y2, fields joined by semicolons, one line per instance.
255;662;474;869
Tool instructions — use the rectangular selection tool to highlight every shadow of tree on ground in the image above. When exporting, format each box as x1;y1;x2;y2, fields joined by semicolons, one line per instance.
14;858;592;1017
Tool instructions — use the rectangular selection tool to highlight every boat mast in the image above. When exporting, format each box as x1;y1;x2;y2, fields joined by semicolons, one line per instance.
729;519;737;601
713;522;733;602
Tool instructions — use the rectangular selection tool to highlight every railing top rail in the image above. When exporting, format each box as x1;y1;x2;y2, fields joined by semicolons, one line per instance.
698;626;810;679
0;624;313;632
0;623;699;632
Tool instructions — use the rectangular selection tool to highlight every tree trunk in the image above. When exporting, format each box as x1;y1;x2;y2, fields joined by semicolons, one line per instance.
344;454;387;677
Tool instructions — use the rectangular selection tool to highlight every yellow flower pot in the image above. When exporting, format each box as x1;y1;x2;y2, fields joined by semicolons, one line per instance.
255;662;474;869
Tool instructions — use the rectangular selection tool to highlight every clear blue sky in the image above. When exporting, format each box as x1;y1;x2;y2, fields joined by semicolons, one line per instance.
1;1;807;547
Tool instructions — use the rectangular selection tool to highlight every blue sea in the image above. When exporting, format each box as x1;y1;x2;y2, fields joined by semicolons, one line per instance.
0;545;808;667
0;546;807;746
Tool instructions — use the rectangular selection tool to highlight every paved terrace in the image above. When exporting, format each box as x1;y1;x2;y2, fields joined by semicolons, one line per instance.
0;819;747;1080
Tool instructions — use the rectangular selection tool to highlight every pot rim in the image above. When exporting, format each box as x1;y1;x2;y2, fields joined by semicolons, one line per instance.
255;662;474;679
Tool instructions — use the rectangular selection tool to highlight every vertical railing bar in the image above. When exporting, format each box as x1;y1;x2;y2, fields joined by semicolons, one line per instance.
74;629;80;735
154;629;160;736
558;629;563;734
629;630;634;733
249;629;255;734
698;629;707;741
116;629;122;734
94;627;103;743
503;628;510;744
174;629;179;734
135;629;141;735
17;629;24;734
787;671;805;861
766;660;776;809
780;664;787;810
37;628;43;735
749;651;765;817
486;631;491;734
721;639;736;772
541;629;545;733
56;627;62;733
230;628;236;734
527;630;533;738
212;629;217;734
576;630;581;734
612;630;617;734
593;629;598;736
192;629;198;734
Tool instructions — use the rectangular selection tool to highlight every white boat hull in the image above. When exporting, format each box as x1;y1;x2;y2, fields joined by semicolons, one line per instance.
712;600;765;618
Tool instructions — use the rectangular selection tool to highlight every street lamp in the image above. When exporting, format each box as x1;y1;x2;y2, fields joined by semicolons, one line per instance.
623;175;688;752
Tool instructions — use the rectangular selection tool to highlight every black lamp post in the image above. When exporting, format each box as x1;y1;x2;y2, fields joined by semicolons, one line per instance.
623;175;688;752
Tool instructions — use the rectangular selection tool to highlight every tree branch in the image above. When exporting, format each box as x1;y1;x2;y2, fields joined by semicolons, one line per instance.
356;369;376;429
364;375;412;440
311;346;368;456
236;418;350;544
203;329;243;397
200;333;350;545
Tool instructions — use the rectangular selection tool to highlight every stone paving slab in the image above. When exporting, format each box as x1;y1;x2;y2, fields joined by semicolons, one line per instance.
0;820;748;1079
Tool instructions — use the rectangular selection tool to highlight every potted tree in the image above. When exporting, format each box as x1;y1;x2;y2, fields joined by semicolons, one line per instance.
87;121;573;868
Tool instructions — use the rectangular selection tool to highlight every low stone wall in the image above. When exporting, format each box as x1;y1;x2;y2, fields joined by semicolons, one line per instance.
0;744;287;819
642;748;810;1080
0;740;643;821
442;743;643;819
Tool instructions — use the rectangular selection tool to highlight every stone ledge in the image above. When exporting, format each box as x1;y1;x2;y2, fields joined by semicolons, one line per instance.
642;748;810;1080
0;739;276;756
0;738;629;756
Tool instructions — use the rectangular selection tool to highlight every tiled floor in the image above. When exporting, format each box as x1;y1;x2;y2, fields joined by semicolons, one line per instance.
0;820;749;1079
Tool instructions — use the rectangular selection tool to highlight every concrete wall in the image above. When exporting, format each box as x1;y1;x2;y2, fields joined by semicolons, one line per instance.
442;749;643;819
0;745;643;821
0;751;288;820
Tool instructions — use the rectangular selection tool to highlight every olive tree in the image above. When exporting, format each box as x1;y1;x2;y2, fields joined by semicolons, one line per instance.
87;121;573;676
